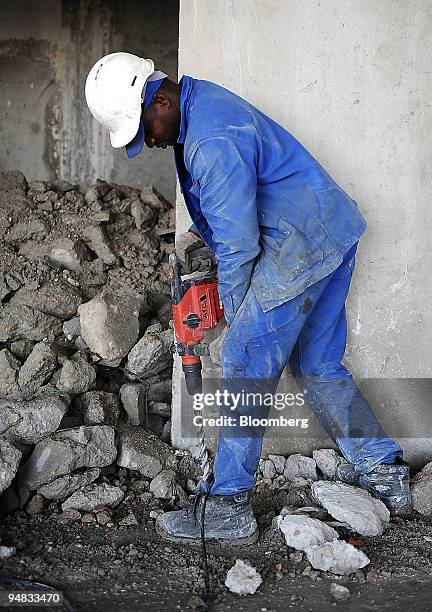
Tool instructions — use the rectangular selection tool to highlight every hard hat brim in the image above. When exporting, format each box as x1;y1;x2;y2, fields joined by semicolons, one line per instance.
109;111;142;149
125;120;145;159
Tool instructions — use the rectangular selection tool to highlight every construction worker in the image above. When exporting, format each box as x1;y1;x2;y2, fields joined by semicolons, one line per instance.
85;53;411;544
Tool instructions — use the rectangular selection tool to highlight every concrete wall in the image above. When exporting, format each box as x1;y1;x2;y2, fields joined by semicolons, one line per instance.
0;0;179;202
173;0;432;465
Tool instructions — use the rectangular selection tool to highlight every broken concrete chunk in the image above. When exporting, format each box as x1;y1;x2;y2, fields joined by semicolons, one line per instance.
0;272;12;303
38;468;100;500
10;284;83;321
20;425;116;492
62;483;124;512
6;220;46;243
78;289;140;362
268;454;287;475
83;225;117;265
225;559;262;595
312;481;390;536
63;317;80;340
0;546;16;559
130;199;154;230
120;383;147;426
277;514;339;551
18;341;58;396
26;493;44;515
261;458;276;480
313;449;346;479
0;388;70;445
330;583;351;601
411;461;432;516
283;454;318;486
75;391;120;426
10;339;35;361
56;356;96;395
0;170;28;193
127;328;173;379
149;469;177;499
0;349;21;399
306;540;369;575
48;239;92;272
0;304;62;342
0;439;22;495
119;512;139;526
117;424;176;478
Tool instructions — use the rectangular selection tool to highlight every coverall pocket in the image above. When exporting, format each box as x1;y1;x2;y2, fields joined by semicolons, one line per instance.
271;216;324;283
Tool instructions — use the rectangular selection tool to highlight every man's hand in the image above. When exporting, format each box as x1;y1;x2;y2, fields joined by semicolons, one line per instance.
175;231;215;273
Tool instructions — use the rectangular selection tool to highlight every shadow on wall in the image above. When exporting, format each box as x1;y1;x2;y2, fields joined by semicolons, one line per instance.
0;0;179;203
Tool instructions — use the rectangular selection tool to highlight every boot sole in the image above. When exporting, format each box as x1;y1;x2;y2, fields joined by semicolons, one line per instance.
155;522;260;548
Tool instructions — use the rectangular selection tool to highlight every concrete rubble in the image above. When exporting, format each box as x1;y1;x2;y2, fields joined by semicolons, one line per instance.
117;424;177;478
312;481;390;536
61;483;124;512
19;425;117;493
225;559;263;595
313;448;347;479
277;514;339;551
283;453;318;486
0;171;176;513
0;438;22;494
37;469;101;500
410;461;432;516
78;289;141;363
330;582;351;601
306;540;370;575
149;469;177;500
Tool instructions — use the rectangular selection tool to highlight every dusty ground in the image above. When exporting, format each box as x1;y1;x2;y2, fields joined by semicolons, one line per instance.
1;484;432;612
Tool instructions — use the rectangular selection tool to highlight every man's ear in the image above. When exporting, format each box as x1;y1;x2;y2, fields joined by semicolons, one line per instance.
153;92;170;108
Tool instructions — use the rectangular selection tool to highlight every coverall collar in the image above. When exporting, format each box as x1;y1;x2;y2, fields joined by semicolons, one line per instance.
177;75;193;145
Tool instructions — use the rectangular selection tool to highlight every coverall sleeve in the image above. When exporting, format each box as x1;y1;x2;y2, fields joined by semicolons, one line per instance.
189;136;261;324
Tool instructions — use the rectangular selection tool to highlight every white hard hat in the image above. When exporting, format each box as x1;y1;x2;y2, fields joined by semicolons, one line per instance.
85;52;165;149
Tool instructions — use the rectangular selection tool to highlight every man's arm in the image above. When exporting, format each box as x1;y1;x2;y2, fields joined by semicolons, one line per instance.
189;136;261;324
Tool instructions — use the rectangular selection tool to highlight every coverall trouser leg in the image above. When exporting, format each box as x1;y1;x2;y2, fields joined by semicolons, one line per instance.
211;246;403;495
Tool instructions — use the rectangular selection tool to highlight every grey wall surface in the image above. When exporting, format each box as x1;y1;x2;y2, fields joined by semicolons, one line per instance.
0;0;179;202
173;0;432;466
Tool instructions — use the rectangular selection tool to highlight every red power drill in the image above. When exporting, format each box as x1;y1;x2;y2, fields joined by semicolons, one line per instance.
169;252;224;395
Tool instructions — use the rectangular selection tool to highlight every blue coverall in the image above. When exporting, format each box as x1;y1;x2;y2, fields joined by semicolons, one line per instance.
174;76;403;496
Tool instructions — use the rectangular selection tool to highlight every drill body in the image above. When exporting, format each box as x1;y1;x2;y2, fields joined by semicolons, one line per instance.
169;253;224;395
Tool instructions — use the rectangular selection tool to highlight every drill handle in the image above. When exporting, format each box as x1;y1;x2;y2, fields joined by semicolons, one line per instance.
169;252;183;304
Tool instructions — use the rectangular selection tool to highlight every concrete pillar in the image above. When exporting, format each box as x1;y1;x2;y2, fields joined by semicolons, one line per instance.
173;0;432;467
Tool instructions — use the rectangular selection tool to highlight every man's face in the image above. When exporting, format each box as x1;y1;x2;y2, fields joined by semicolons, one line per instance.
143;92;180;149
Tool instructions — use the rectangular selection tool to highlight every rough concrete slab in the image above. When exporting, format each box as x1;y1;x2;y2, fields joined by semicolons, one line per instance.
312;481;390;536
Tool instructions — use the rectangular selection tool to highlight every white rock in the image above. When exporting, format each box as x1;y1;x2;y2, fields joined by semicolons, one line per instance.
312;481;390;536
225;559;262;595
149;469;176;499
277;514;339;551
330;582;351;601
411;461;432;516
262;459;276;480
313;449;346;479
78;289;140;362
0;545;16;558
283;454;318;486
0;439;22;495
268;454;286;474
306;540;369;575
37;468;100;500
62;483;124;512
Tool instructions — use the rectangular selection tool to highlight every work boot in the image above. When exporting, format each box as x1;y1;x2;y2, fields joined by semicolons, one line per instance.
155;491;259;545
336;460;411;516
